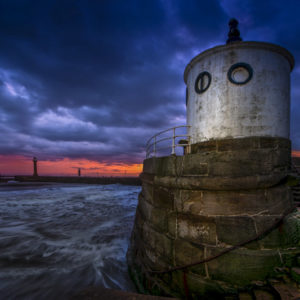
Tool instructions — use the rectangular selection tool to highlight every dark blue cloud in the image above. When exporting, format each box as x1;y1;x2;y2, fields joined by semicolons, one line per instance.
0;0;299;165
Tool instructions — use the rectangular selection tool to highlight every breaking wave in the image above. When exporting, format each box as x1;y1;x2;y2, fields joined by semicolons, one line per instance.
0;183;140;299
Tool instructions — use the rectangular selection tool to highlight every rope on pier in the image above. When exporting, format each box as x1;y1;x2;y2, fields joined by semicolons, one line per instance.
149;204;297;275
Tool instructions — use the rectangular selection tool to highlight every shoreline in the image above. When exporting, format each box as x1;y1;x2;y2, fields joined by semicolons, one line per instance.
9;175;141;186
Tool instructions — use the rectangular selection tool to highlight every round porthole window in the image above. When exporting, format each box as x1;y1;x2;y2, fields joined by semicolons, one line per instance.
195;71;211;94
227;62;253;85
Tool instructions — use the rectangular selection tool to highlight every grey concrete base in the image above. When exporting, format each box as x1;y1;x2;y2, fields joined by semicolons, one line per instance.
127;137;300;298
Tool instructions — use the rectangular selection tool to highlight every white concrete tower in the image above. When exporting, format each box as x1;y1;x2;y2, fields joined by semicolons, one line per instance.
128;20;300;299
184;19;294;144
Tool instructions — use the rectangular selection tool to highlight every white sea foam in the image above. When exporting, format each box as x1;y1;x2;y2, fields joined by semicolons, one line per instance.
0;183;140;299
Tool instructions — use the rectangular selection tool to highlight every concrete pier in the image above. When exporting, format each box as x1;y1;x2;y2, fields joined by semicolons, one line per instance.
14;176;141;186
127;137;300;298
127;20;300;298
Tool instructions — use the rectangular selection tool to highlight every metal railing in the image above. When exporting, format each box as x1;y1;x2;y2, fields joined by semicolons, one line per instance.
146;125;191;158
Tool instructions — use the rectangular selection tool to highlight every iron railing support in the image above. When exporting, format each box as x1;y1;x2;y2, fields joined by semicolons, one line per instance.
146;125;191;158
172;127;175;155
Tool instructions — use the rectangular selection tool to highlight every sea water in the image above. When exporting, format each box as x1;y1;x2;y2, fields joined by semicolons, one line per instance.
0;183;140;299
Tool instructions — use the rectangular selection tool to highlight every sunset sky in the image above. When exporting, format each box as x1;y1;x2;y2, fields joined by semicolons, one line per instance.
0;0;300;176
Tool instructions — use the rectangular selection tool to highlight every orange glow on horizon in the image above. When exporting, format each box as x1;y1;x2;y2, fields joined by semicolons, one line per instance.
292;150;300;158
0;155;142;177
3;150;298;176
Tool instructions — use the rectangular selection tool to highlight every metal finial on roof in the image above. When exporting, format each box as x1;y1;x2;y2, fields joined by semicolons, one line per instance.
226;18;242;44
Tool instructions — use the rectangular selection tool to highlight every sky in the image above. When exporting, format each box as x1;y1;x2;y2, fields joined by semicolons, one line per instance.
0;0;300;176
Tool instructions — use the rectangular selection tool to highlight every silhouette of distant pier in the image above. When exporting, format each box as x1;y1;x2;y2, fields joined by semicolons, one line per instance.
13;175;141;186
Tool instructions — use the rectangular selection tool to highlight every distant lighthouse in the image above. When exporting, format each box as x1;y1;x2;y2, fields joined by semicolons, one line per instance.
33;157;38;177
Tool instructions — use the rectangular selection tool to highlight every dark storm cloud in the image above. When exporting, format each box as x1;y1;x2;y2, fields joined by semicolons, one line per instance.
0;0;299;164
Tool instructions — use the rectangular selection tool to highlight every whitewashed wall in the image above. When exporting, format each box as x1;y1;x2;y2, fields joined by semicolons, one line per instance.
184;42;294;144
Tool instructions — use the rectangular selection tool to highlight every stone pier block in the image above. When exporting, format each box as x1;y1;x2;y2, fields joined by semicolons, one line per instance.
138;197;168;233
127;137;299;298
152;186;174;210
167;213;177;238
177;213;216;245
142;222;173;259
215;216;257;247
174;239;204;266
142;182;154;202
206;247;282;285
254;212;300;249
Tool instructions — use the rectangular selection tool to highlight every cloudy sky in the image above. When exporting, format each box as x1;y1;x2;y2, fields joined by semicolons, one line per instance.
0;0;299;176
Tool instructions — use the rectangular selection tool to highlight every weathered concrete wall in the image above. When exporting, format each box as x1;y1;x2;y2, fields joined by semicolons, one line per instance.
184;42;294;143
127;137;300;299
143;137;291;190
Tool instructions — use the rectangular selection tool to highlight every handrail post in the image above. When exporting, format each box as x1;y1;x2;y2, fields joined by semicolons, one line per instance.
172;127;175;155
187;135;191;154
145;125;192;158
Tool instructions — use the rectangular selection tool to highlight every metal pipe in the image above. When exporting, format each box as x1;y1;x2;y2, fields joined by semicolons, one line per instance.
171;127;175;155
145;125;192;158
